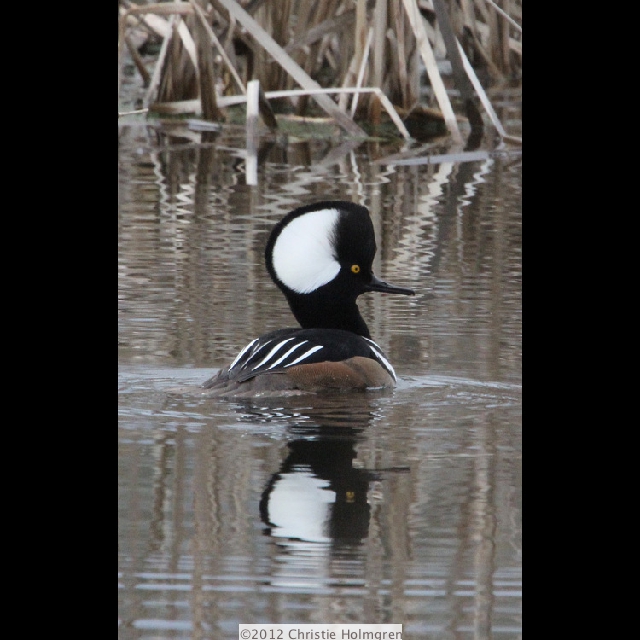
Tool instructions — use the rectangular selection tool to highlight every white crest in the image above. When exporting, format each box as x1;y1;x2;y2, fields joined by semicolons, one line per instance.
272;208;341;293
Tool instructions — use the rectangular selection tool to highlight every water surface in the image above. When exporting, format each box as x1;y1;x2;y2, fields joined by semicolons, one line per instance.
118;120;522;639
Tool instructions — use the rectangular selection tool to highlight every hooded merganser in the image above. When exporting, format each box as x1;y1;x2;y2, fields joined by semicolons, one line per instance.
202;201;415;397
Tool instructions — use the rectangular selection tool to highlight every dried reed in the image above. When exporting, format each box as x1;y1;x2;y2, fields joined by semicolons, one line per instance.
118;0;522;141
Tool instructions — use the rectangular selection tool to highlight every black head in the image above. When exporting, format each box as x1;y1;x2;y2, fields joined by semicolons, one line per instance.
265;201;414;337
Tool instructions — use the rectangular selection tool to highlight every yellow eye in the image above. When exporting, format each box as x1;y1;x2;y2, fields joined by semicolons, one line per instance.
351;264;361;274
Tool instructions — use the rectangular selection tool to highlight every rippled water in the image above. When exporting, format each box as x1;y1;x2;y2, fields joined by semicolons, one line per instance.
118;121;522;639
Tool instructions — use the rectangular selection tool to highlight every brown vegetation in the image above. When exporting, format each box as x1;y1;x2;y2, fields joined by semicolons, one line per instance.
118;0;521;142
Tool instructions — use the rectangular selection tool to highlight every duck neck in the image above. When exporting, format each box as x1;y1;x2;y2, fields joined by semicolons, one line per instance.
287;296;371;338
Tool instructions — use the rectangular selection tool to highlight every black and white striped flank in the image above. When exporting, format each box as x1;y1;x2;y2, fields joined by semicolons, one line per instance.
224;328;396;383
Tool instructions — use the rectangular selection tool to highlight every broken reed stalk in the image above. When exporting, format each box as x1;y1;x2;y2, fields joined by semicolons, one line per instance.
245;79;260;185
143;15;174;108
456;40;521;144
350;27;374;117
124;34;151;87
432;0;483;129
193;2;221;121
119;0;195;96
190;0;245;95
118;108;149;118
370;0;388;125
338;1;367;113
484;0;522;33
401;0;462;143
291;0;340;117
389;0;413;111
284;9;355;56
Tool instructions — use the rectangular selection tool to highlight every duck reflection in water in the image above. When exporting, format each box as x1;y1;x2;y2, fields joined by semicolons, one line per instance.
260;429;373;545
236;394;409;586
